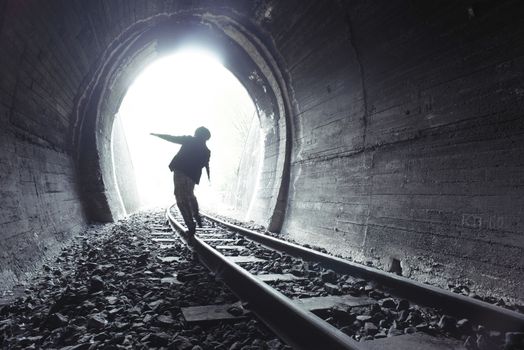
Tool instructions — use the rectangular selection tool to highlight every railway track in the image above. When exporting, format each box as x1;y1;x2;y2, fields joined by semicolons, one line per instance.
165;206;524;350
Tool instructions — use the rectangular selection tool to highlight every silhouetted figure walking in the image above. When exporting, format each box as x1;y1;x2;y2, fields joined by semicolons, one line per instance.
151;127;211;234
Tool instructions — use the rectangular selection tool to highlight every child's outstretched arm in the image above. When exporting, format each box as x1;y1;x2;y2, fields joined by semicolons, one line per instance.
150;133;185;144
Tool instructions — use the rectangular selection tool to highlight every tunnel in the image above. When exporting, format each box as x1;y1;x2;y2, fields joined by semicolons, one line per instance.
1;1;524;348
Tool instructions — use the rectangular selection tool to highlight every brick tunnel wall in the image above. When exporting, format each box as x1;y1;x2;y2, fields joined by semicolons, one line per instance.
0;0;523;301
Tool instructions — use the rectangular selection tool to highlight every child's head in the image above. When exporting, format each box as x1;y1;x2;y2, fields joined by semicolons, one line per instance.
194;126;211;141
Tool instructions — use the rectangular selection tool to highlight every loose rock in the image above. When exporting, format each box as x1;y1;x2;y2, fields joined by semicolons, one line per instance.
438;315;457;333
46;313;68;330
321;270;338;284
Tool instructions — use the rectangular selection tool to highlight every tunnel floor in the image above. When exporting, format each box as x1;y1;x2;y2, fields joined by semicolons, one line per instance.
0;210;288;349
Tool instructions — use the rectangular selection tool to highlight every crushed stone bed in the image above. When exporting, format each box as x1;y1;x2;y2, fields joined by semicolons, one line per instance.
0;210;289;350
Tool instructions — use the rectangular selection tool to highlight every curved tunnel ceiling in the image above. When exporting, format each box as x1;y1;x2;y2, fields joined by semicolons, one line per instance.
73;10;293;230
2;0;523;302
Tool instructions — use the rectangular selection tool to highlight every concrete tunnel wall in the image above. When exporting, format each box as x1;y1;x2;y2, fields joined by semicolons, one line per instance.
0;0;523;301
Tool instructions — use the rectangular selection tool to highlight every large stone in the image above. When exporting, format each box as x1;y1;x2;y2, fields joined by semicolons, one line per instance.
156;314;175;327
87;314;107;330
364;322;378;335
321;270;338;284
88;276;105;293
324;283;342;295
171;336;193;350
46;313;68;330
438;315;457;333
379;298;397;309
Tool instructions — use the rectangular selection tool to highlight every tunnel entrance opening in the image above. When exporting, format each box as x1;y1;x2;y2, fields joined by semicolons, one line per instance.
75;14;292;231
111;48;264;220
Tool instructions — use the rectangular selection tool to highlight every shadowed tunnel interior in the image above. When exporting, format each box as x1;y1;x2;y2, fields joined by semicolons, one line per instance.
1;0;523;309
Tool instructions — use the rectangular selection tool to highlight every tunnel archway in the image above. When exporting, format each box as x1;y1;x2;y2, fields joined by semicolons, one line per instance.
74;11;293;231
112;48;264;219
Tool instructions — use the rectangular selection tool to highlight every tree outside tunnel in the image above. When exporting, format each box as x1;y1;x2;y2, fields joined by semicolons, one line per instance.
111;48;265;220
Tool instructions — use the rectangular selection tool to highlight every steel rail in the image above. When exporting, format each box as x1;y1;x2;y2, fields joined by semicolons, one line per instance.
166;207;368;350
203;213;524;332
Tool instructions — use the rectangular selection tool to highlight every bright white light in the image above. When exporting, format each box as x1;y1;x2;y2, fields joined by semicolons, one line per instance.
116;47;260;212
